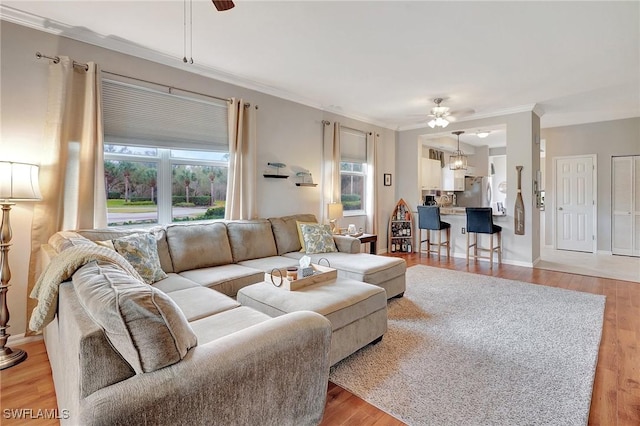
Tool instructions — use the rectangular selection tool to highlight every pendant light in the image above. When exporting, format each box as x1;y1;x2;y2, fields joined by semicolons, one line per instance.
449;131;468;170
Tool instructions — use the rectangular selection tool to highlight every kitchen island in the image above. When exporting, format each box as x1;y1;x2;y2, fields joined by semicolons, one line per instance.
414;207;508;261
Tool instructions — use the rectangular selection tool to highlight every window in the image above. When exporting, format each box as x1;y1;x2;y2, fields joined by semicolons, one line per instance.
102;79;229;226
340;128;367;214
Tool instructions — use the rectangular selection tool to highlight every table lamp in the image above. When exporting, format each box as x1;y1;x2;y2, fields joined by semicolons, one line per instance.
0;161;42;370
327;202;343;234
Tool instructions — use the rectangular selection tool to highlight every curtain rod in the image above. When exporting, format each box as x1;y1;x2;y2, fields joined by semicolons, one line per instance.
35;52;88;71
35;51;231;104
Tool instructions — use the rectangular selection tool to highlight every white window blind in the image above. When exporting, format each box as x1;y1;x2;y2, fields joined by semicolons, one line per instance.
102;79;229;151
340;128;367;163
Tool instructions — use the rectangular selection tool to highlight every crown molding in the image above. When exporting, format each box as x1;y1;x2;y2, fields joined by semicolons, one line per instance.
0;5;397;131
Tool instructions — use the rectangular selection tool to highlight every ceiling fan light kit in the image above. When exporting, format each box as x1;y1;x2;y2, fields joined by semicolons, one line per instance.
449;130;468;170
428;117;449;128
426;98;451;128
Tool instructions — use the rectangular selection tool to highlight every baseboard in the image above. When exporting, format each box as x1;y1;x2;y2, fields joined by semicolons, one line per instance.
7;333;43;347
448;252;534;268
597;250;612;256
532;256;542;267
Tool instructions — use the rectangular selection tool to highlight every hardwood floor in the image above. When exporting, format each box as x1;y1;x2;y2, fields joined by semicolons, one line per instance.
1;253;638;425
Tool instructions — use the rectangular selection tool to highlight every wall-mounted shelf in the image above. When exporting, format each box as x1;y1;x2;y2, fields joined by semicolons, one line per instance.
295;170;317;187
263;162;289;179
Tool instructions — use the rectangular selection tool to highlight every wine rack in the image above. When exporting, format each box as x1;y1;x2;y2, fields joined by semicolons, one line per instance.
388;198;414;253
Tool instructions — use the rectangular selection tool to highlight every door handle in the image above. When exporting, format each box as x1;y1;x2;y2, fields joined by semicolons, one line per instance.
558;207;563;211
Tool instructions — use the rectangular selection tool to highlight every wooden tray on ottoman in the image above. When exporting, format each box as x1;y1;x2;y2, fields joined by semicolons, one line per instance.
265;264;337;291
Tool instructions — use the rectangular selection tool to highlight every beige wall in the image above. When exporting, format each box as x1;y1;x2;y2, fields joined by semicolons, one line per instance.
0;21;397;336
541;117;640;251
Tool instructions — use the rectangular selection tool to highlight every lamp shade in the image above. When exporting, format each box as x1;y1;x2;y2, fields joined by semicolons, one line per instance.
0;162;42;201
327;202;344;220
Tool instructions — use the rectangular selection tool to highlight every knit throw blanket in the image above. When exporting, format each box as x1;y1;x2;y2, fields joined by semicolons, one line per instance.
29;244;144;332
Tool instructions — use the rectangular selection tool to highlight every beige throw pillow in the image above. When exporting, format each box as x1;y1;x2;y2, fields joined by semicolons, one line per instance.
113;233;168;284
298;223;338;254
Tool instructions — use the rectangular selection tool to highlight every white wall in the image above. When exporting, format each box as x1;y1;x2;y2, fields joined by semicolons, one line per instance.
0;22;397;336
541;117;640;251
490;155;507;208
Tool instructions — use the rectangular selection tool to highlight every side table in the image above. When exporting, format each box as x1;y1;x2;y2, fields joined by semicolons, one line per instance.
358;234;378;255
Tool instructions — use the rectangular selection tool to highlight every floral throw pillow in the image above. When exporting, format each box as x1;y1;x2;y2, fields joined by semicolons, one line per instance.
299;223;337;254
113;233;168;284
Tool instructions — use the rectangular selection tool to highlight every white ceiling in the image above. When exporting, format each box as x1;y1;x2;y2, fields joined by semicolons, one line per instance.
2;0;639;138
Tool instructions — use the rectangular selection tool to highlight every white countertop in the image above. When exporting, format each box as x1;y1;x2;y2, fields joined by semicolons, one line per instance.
439;207;507;217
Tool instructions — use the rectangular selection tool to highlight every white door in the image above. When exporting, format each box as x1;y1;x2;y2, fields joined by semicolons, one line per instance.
555;156;595;252
612;156;640;256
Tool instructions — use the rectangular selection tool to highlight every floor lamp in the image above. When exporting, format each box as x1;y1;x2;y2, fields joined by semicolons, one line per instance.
0;161;41;370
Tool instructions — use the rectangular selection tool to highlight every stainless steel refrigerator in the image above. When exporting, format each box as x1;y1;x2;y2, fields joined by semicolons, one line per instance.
455;176;492;207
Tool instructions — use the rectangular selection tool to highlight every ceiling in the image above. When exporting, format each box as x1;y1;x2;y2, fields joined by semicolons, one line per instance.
2;1;639;139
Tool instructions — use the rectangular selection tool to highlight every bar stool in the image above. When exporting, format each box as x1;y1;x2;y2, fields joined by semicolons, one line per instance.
466;207;502;268
417;206;451;259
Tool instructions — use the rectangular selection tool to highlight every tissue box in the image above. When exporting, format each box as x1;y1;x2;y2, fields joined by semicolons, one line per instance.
300;266;314;278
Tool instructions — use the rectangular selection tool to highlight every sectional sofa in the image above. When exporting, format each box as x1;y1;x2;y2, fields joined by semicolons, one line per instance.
39;214;406;425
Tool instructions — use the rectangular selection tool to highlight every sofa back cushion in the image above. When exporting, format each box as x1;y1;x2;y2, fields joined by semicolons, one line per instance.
269;214;318;255
166;222;233;272
72;261;197;373
75;227;174;273
227;220;278;262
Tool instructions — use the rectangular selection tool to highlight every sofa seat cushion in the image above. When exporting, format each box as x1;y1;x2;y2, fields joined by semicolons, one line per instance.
283;252;406;285
165;287;240;322
226;220;278;262
189;306;272;345
72;261;197;374
166;222;233;272
237;279;386;332
238;256;300;273
151;273;200;294
178;264;265;296
269;214;318;255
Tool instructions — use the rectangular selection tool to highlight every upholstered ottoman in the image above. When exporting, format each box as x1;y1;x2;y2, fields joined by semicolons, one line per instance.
237;278;387;365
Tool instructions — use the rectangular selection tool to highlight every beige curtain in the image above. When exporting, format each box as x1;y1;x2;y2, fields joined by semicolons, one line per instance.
366;132;378;236
331;122;342;203
26;58;106;334
225;98;257;220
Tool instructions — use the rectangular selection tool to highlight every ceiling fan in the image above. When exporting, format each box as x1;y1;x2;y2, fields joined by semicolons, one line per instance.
420;98;475;128
212;1;235;11
426;98;452;128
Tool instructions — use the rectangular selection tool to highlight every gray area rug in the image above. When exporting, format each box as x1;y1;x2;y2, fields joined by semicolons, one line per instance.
329;265;606;426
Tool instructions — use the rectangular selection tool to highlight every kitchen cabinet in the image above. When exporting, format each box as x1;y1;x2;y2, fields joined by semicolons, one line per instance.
442;167;465;191
612;155;640;257
421;158;442;190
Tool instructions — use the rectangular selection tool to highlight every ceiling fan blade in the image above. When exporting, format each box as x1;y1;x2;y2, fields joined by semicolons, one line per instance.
212;0;235;11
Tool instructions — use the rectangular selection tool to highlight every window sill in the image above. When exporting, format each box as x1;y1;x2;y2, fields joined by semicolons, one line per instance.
344;211;366;217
